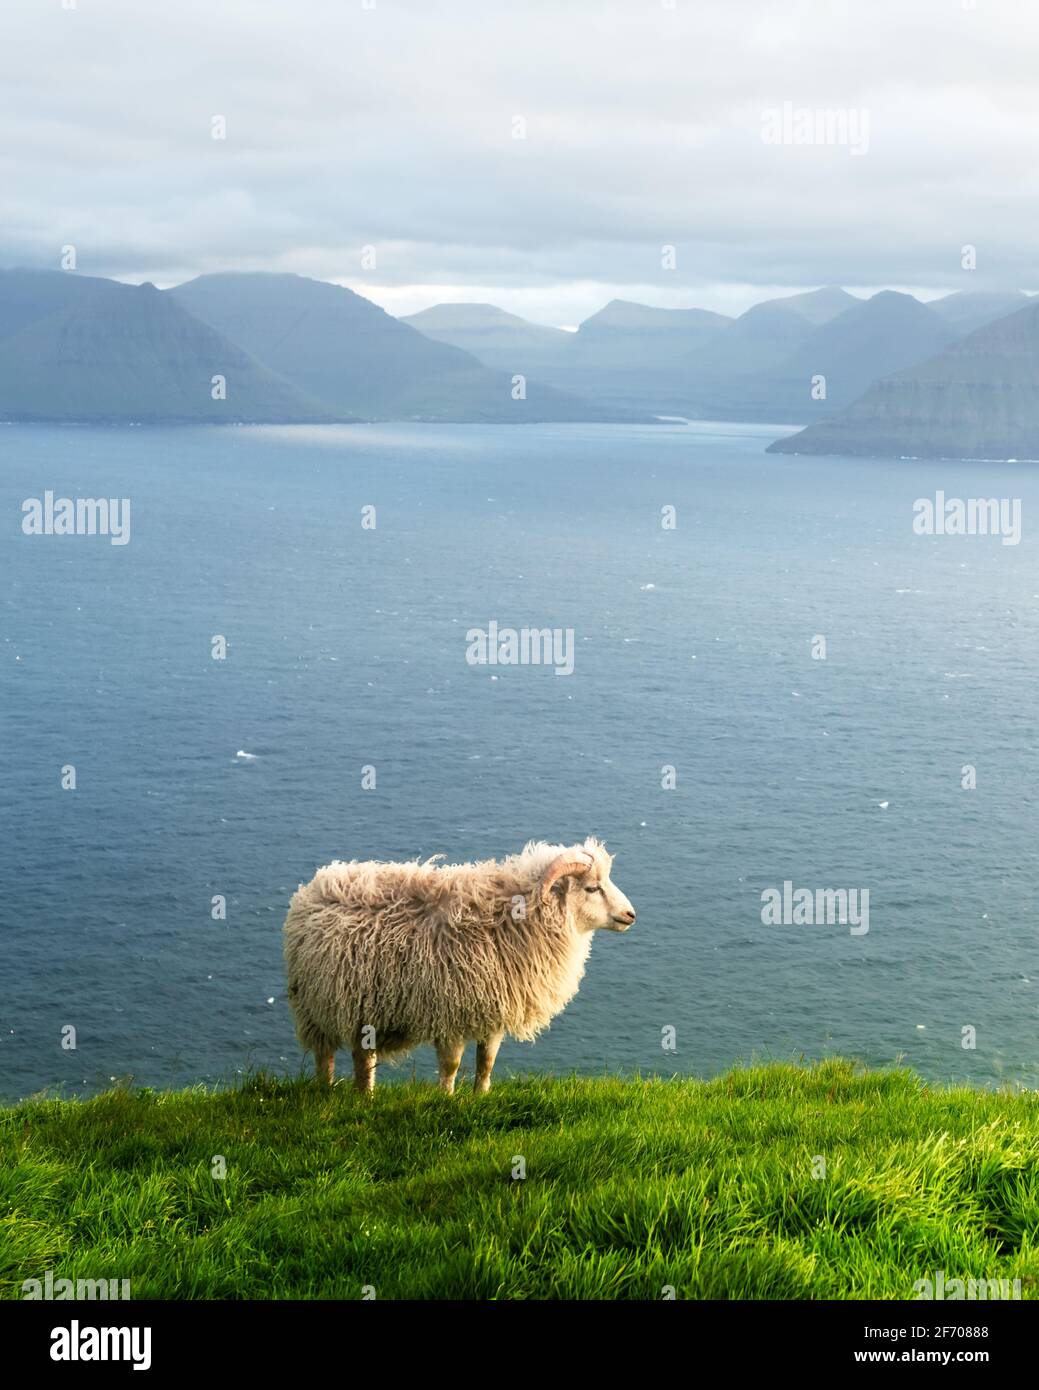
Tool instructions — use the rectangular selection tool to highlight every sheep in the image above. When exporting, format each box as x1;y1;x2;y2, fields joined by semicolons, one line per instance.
282;837;636;1094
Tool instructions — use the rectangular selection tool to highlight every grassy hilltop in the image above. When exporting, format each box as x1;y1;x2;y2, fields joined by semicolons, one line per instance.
2;1059;1038;1300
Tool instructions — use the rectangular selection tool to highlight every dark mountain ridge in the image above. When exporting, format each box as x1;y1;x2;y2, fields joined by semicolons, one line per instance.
0;270;333;423
767;299;1039;460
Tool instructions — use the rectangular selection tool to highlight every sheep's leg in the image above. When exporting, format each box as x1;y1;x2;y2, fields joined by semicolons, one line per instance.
352;1045;376;1095
315;1046;335;1087
474;1033;503;1094
435;1039;465;1095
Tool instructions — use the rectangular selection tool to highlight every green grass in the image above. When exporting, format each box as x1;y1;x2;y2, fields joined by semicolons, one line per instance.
3;1058;1039;1299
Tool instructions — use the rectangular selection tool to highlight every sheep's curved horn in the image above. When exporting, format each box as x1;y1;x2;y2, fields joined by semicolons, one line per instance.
540;850;595;904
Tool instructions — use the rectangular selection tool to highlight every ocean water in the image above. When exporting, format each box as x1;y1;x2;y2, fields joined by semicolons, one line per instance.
2;419;1039;1102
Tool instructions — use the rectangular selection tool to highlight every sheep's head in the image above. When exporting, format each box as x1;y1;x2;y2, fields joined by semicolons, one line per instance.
539;839;636;932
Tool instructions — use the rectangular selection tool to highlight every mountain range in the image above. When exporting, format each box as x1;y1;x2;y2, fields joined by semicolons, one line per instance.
170;274;639;423
404;286;992;425
0;266;1035;454
406;285;1039;457
0;269;644;425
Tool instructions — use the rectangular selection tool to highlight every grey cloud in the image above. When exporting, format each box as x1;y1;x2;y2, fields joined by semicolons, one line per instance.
2;0;1036;321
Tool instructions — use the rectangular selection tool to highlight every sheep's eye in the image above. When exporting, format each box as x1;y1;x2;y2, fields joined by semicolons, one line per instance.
584;885;603;894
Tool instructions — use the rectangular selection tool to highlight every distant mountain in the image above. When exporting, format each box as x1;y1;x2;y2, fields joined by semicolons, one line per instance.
541;299;731;412
758;286;859;326
172;274;637;423
772;291;956;415
404;297;738;416
0;270;332;423
400;303;572;376
576;299;730;344
674;292;954;424
399;287;944;424
675;301;817;420
689;300;813;372
767;299;1039;460
927;290;1030;337
564;289;860;420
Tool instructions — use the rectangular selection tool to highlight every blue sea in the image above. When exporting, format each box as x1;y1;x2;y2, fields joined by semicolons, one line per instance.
3;419;1038;1102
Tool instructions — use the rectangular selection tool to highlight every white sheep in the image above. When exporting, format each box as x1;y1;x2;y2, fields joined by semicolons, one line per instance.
282;837;636;1093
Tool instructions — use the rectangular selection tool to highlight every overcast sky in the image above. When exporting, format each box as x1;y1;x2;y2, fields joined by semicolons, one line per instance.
2;0;1037;325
